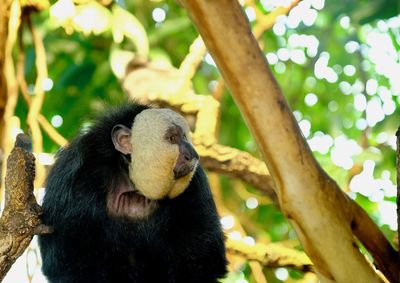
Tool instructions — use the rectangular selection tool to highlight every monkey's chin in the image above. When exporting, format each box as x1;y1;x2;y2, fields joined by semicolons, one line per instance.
107;189;158;220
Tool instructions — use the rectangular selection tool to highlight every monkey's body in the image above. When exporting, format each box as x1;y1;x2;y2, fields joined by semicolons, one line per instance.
39;104;227;283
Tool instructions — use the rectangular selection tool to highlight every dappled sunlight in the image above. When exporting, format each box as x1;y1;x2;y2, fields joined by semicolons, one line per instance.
50;115;63;128
330;135;362;170
308;131;333;154
152;7;167;23
350;160;397;230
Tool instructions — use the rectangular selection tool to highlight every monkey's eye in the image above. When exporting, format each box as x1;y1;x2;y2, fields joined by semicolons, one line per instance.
167;135;176;143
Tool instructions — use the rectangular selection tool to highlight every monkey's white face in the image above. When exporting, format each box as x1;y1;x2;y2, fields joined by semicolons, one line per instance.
129;108;198;200
108;108;199;219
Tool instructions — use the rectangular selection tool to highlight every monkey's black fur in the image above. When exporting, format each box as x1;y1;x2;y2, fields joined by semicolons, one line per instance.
38;103;227;283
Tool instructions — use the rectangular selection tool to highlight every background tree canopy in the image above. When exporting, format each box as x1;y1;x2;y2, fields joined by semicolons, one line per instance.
2;0;399;282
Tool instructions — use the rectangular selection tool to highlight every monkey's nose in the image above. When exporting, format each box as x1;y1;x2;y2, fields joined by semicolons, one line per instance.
174;143;199;179
182;142;199;162
183;153;190;161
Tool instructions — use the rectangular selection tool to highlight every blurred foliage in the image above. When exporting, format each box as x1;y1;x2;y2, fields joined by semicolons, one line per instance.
12;0;399;282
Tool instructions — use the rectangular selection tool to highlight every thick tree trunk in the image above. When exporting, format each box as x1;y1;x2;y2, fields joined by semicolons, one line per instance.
180;1;399;282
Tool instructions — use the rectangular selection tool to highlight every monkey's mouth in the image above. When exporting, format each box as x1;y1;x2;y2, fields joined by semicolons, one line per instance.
108;187;157;219
173;160;198;179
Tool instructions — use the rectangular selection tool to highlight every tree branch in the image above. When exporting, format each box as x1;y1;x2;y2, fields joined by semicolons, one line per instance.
16;26;67;148
227;239;314;273
0;134;51;281
26;14;48;187
1;0;21;203
0;0;14;152
174;35;206;98
195;142;276;201
253;0;301;39
179;0;398;282
351;197;399;282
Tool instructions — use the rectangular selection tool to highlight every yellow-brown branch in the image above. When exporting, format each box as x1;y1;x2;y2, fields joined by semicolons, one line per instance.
26;14;48;187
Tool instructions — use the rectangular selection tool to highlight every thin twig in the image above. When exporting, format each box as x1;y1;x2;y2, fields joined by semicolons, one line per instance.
26;14;47;187
1;0;21;201
37;115;67;147
253;0;301;39
175;36;207;97
17;20;31;104
244;0;264;19
17;23;67;148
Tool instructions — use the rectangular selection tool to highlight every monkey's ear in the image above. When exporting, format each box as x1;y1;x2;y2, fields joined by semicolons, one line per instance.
111;124;132;155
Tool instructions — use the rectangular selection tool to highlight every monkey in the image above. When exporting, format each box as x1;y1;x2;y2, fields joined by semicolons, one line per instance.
38;103;227;283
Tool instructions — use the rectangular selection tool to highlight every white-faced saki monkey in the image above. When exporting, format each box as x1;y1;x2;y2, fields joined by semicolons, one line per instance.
38;103;227;283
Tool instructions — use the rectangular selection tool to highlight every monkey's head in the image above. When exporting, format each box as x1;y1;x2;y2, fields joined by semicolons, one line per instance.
110;108;199;218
